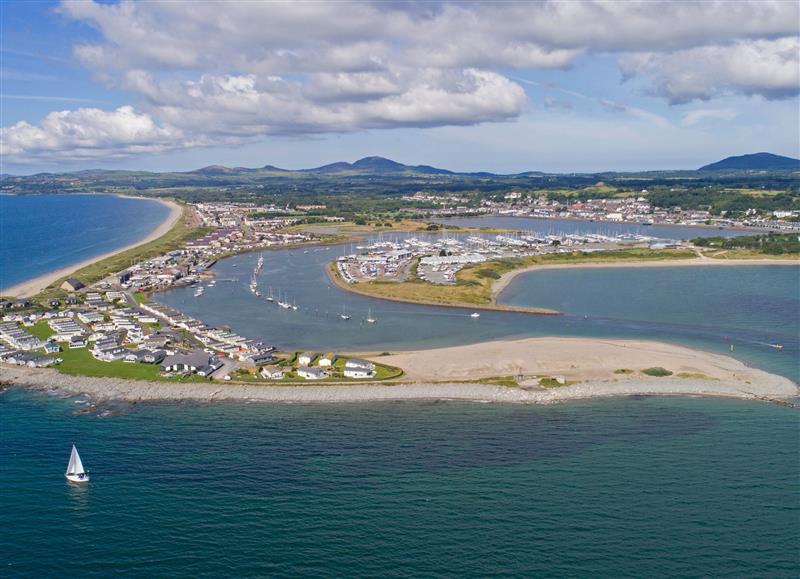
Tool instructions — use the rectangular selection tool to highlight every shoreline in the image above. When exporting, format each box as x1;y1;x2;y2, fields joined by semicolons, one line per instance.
2;367;795;407
325;262;561;315
1;336;796;405
491;256;800;300
1;196;183;298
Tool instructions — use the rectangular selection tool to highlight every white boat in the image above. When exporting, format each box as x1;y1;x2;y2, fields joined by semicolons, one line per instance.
340;306;351;321
266;287;274;302
194;287;204;297
470;312;481;318
366;308;376;323
65;444;89;483
771;343;784;350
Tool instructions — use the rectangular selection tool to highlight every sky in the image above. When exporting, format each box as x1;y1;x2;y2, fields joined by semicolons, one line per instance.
1;0;798;174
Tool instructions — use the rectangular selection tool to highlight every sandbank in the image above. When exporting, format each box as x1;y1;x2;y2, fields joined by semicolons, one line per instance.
1;197;182;298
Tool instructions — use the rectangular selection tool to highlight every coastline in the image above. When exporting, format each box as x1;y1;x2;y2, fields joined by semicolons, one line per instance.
325;262;561;315
491;256;800;300
1;197;183;298
2;336;796;405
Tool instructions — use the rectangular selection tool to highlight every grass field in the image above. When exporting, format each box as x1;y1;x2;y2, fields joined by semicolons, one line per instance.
233;354;403;383
338;248;695;308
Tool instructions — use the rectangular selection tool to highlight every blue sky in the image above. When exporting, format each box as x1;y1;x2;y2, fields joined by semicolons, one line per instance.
2;1;798;174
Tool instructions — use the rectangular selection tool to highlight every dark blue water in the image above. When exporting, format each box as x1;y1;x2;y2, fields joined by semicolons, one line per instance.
0;194;170;292
434;215;757;240
157;244;800;380
1;390;797;577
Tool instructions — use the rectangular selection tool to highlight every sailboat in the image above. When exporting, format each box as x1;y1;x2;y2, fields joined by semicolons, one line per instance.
65;444;89;483
340;305;351;321
266;287;274;302
366;308;376;324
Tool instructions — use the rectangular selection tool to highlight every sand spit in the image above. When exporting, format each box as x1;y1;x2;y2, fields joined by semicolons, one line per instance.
2;338;796;406
2;197;182;298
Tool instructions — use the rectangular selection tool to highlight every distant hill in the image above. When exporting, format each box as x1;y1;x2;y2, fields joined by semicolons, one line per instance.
306;156;454;175
699;152;800;171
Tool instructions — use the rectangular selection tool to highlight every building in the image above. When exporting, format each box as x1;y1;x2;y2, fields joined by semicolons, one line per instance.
344;358;376;379
260;365;285;380
297;352;315;366
61;278;85;292
43;341;60;354
160;351;210;373
296;366;327;380
318;352;337;367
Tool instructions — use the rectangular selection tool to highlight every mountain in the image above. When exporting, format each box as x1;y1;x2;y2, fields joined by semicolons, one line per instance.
306;156;454;175
191;164;238;175
699;152;800;172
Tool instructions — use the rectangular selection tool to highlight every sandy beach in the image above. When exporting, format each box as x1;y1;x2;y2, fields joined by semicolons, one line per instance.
491;256;800;299
2;337;796;404
2;197;183;298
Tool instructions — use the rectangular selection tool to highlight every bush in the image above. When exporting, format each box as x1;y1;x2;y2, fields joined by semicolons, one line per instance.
642;367;673;377
475;268;502;279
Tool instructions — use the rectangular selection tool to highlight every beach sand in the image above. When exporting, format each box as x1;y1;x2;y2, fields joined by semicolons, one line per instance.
491;256;800;299
375;337;796;388
2;337;796;404
2;197;182;298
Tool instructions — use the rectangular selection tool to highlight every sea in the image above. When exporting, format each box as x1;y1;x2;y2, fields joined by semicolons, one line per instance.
1;202;798;577
2;392;798;577
0;194;171;292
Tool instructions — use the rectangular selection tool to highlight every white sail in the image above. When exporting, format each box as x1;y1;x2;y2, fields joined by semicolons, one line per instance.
66;445;85;475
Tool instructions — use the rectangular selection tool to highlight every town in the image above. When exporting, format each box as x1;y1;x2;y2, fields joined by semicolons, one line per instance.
0;201;395;383
400;191;800;231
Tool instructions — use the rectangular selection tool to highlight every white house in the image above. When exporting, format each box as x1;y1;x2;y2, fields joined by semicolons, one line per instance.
297;352;315;366
344;358;376;379
260;365;285;380
297;366;326;380
318;352;337;367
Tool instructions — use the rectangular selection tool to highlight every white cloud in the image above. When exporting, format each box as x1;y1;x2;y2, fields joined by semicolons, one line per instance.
620;38;800;104
681;108;740;127
1;106;184;162
4;1;798;163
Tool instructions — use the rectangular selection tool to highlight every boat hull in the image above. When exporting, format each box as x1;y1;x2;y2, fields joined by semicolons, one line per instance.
65;473;90;483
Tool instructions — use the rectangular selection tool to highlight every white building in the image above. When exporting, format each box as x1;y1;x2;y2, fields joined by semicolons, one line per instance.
344;358;376;379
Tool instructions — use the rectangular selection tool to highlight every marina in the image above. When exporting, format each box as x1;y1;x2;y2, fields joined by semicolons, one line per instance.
155;233;799;382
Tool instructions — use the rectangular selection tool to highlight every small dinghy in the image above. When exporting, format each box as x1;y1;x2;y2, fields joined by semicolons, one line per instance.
65;444;89;483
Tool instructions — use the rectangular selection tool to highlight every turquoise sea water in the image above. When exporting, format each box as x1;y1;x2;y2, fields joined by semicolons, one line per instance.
1;391;797;577
0;194;170;292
